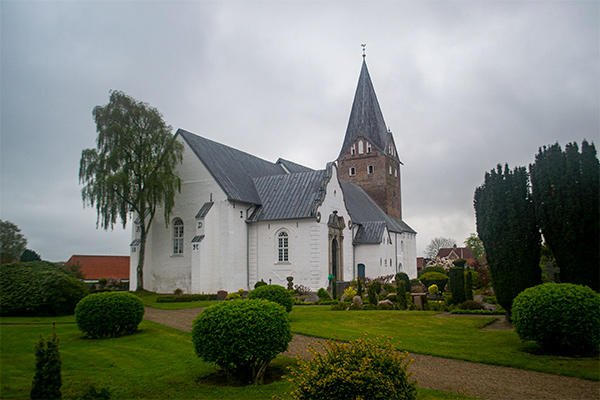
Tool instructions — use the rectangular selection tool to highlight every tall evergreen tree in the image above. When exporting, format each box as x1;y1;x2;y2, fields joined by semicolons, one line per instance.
31;324;61;400
529;141;599;291
474;164;541;317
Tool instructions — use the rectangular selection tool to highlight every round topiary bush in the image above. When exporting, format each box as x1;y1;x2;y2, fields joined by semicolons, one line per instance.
285;335;416;400
192;299;292;384
0;261;88;316
419;272;449;291
247;284;293;312
512;283;600;356
75;292;145;339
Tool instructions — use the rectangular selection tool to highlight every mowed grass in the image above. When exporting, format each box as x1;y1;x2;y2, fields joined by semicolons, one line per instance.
134;291;215;310
0;316;475;400
288;306;599;381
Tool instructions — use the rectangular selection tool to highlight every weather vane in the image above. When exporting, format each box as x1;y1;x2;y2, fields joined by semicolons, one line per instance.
361;44;367;58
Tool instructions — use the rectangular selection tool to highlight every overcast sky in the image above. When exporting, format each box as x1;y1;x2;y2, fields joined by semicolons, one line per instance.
1;1;598;262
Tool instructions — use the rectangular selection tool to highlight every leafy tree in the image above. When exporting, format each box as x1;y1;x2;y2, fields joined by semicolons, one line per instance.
0;220;27;264
20;249;41;262
474;164;541;318
464;233;485;263
529;141;599;291
79;90;184;291
425;237;456;258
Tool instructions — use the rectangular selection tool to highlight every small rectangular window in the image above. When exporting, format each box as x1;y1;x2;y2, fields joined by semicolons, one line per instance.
367;165;374;174
389;166;392;175
349;167;356;176
367;143;372;153
351;145;356;155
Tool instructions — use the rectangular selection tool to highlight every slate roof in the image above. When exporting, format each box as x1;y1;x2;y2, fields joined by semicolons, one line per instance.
341;180;416;243
195;202;213;218
276;158;314;174
178;129;286;205
252;169;328;221
65;255;130;280
338;60;394;159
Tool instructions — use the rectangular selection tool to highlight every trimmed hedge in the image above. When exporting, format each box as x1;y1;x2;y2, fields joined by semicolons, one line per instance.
512;283;600;356
192;299;292;384
156;294;217;303
450;309;505;315
419;272;449;292
448;266;466;304
75;292;145;339
247;284;293;312
1;261;88;316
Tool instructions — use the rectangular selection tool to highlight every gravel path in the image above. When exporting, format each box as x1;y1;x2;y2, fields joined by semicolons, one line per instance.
144;306;599;400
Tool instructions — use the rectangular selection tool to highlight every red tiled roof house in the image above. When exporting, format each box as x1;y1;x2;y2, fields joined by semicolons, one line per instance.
65;255;130;285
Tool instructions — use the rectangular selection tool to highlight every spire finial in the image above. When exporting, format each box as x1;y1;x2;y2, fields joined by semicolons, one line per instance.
361;44;366;58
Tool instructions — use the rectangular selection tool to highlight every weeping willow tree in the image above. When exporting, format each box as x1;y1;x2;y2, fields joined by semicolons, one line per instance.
79;90;184;291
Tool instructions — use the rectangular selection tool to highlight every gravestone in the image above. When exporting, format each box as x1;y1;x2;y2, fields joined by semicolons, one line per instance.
217;290;228;300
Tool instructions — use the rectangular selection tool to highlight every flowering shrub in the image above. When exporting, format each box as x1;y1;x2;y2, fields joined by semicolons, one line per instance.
283;335;417;400
425;256;454;271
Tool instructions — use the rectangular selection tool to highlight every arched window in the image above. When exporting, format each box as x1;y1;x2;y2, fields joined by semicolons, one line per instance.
278;231;289;262
357;263;365;278
351;145;356;155
358;140;364;154
367;143;372;153
173;219;184;255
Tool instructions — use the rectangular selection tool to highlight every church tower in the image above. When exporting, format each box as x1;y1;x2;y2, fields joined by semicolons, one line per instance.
337;57;403;219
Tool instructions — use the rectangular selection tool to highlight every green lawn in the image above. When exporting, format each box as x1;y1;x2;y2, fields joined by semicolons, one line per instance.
0;316;475;400
288;306;599;381
134;291;215;309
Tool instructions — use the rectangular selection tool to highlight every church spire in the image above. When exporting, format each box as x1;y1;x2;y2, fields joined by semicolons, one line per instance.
337;58;390;160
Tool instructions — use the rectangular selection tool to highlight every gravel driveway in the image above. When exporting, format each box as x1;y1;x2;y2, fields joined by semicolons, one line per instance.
144;306;599;400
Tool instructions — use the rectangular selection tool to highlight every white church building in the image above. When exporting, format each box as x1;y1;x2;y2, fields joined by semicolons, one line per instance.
129;59;417;294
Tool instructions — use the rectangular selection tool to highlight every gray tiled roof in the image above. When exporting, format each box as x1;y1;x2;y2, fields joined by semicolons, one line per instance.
195;202;213;219
276;158;314;174
341;180;416;243
338;60;392;159
178;129;286;205
252;169;328;221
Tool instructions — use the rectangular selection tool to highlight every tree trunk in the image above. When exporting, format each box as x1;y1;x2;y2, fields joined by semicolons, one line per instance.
137;231;147;291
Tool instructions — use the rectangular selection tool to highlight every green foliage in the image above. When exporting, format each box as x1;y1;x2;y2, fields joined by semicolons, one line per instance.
248;284;293;312
343;286;357;301
225;292;241;300
419;272;449;291
254;279;267;289
449;267;466;305
284;335;417;400
452;259;467;268
418;265;446;278
474;164;542;313
529;141;599;291
316;287;331;301
0;219;27;264
191;299;292;384
464;233;485;264
79;90;184;291
20;249;41;262
395;273;410;294
512;283;600;356
0;261;88;316
31;324;61;400
465;270;474;300
367;281;382;305
459;300;484;310
428;284;439;295
356;277;363;297
450;309;505;315
75;292;145;339
330;276;337;299
156;294;217;303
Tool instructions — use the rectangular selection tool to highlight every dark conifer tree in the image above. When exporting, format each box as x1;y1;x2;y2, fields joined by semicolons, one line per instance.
474;164;542;318
529;141;599;291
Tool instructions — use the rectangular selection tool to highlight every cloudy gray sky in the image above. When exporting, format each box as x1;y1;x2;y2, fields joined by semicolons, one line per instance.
1;1;598;262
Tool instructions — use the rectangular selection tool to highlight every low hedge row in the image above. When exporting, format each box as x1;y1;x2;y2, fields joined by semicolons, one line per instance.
156;294;217;303
450;309;505;315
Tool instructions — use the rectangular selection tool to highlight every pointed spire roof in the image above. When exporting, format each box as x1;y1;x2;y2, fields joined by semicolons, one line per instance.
338;59;391;159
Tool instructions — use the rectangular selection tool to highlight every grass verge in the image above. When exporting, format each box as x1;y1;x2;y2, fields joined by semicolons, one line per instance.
288;306;599;381
1;316;476;400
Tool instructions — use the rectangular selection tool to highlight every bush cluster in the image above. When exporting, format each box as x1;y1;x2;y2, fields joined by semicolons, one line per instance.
31;325;61;400
419;272;449;291
156;294;217;303
75;292;145;339
247;284;293;312
284;335;416;400
192;299;292;384
459;300;484;310
1;261;88;316
512;283;600;356
449;266;466;305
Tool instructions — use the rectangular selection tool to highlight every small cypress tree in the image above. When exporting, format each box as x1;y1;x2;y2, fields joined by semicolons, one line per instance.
356;278;363;297
464;269;474;301
449;266;466;305
31;323;61;400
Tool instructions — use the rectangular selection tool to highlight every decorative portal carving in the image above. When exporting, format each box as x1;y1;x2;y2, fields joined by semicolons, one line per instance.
328;211;345;281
